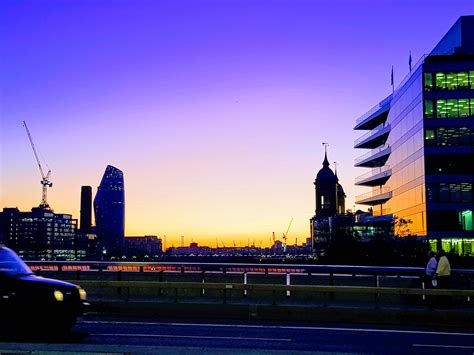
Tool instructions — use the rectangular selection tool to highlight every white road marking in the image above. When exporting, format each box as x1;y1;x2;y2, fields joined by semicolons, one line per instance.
413;344;474;349
81;320;474;337
93;333;291;341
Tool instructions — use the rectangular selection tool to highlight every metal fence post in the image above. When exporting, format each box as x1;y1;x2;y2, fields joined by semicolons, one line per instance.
329;272;335;301
373;274;379;307
243;272;248;297
201;271;205;296
286;273;291;298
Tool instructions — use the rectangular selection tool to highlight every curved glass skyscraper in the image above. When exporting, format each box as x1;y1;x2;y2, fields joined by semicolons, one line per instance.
94;165;125;252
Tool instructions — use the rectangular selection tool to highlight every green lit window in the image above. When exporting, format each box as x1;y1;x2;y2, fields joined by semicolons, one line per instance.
446;72;457;90
459;98;469;117
436;72;447;90
460;210;473;231
436;99;447;118
458;72;469;90
447;99;458;118
470;98;474;116
424;100;434;118
470;71;474;90
425;129;436;146
424;73;433;91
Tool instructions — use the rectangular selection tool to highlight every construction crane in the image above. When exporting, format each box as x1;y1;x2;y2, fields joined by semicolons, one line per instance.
282;218;293;247
23;121;52;210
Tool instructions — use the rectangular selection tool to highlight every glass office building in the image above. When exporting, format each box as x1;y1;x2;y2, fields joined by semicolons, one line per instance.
93;165;125;253
354;16;474;253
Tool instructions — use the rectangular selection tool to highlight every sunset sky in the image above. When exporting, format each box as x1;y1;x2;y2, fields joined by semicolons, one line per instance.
1;0;472;248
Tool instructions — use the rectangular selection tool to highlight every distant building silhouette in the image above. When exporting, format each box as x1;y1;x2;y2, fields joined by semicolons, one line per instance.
80;186;92;232
124;235;163;257
0;207;78;260
310;150;346;250
313;151;345;218
93;165;125;253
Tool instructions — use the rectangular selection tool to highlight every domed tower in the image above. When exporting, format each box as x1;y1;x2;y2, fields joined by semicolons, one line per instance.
314;150;338;218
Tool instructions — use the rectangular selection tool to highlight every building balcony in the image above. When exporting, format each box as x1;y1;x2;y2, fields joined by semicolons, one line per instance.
355;166;392;186
354;124;391;149
355;186;392;205
354;95;392;130
354;144;391;167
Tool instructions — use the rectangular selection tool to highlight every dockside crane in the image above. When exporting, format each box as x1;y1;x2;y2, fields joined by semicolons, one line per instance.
282;218;293;249
23;121;52;210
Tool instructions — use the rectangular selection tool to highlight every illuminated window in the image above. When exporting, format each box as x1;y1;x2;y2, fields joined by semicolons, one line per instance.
424;100;434;118
459;98;469;117
470;71;474;90
446;72;457;90
436;72;447;90
470;98;474;116
425;129;435;146
424;73;433;91
458;72;469;90
447;99;458;118
436;99;447;118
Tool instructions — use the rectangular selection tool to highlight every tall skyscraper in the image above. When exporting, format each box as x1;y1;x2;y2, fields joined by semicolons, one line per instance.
93;165;125;253
354;16;474;252
80;186;92;232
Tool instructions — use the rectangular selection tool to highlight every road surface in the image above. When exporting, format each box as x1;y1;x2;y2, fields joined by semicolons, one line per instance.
1;315;473;354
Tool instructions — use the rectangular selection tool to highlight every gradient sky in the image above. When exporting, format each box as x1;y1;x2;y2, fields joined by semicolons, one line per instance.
1;0;473;248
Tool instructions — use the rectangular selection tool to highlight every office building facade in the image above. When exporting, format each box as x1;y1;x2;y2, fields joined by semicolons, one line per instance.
0;207;78;260
354;16;474;253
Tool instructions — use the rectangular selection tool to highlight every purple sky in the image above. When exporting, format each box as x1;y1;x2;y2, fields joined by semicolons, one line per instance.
1;0;472;247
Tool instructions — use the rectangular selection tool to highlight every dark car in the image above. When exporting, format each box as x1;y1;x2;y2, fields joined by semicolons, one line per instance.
0;245;90;333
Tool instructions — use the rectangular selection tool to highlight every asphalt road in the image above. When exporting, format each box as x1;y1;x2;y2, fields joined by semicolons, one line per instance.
1;315;474;354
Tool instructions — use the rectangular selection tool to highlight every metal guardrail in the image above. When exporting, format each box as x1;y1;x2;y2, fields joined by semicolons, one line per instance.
68;280;474;306
355;166;391;184
355;187;392;203
355;94;392;125
354;124;391;147
28;261;474;277
28;262;429;276
354;145;391;165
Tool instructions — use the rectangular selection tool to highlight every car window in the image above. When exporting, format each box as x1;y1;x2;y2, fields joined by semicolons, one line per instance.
0;247;32;276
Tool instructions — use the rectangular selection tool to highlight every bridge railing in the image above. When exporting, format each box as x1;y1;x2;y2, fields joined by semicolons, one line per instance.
27;261;430;275
66;280;474;307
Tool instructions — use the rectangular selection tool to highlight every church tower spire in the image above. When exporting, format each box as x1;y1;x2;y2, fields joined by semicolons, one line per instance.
322;142;329;167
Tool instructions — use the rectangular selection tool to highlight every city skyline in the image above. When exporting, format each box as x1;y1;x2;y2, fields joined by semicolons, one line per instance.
1;1;473;247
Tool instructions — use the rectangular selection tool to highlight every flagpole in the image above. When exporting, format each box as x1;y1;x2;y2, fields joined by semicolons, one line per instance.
409;50;412;74
391;65;394;93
